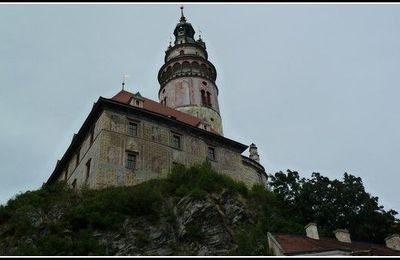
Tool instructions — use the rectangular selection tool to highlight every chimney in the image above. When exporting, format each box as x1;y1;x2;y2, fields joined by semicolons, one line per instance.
334;229;351;243
385;234;400;251
249;143;260;163
305;223;319;240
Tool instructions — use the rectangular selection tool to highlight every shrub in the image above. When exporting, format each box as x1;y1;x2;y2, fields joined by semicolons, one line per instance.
189;187;207;200
174;185;190;197
231;223;270;256
67;183;162;231
166;161;249;197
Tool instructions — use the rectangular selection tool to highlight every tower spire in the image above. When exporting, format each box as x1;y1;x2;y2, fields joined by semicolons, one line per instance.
180;5;186;22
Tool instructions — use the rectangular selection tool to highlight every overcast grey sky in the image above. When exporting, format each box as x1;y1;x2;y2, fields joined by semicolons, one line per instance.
1;3;399;215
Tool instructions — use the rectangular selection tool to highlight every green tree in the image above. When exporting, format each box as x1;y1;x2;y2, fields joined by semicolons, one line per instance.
269;170;400;243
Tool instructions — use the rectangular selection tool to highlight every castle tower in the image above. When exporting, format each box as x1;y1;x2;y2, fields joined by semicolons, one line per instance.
158;7;223;135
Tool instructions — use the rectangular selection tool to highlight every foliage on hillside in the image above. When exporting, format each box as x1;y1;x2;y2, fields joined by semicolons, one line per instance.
269;170;400;243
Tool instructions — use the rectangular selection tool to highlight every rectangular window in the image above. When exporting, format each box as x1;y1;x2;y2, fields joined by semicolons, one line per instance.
172;134;181;149
85;159;91;184
208;147;216;161
76;151;80;168
128;121;138;136
151;126;157;141
72;179;77;190
126;153;137;170
207;92;212;108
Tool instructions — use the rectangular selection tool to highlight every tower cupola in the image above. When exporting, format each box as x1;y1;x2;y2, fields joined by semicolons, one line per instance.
173;6;196;45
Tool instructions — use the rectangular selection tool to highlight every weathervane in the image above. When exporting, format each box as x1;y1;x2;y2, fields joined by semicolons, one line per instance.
122;74;129;91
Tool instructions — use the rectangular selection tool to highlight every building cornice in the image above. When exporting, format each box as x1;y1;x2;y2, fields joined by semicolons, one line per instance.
164;42;208;62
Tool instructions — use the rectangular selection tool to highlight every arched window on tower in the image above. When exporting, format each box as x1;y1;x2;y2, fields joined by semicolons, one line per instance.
200;64;208;76
165;66;172;80
191;61;199;75
206;91;212;108
201;90;206;106
172;63;181;74
182;61;190;74
163;97;167;106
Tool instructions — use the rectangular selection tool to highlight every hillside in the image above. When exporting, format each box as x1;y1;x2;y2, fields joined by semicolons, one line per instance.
0;162;303;256
2;162;398;256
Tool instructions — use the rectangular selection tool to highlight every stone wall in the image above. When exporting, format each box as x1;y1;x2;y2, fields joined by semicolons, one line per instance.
57;110;108;188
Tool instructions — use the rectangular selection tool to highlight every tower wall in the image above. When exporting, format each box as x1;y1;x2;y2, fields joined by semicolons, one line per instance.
166;45;207;62
177;106;223;135
159;77;219;111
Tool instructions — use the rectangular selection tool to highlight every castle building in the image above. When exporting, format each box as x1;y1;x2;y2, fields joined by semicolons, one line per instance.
47;8;267;189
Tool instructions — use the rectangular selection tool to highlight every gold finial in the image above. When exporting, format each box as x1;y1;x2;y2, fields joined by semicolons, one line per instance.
180;5;186;22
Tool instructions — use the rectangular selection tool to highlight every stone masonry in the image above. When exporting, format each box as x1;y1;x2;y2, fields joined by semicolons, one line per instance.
57;107;267;189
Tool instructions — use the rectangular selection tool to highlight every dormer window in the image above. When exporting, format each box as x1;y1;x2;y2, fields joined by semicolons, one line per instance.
129;97;143;108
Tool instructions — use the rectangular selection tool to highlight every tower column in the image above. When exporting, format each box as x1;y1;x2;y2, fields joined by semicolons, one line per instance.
157;7;223;135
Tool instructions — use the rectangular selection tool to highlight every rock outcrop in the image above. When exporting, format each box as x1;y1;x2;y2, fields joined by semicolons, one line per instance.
0;189;256;256
95;190;253;256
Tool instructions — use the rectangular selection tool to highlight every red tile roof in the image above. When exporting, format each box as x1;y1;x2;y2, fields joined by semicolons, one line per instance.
271;233;400;256
111;90;217;133
111;90;201;127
